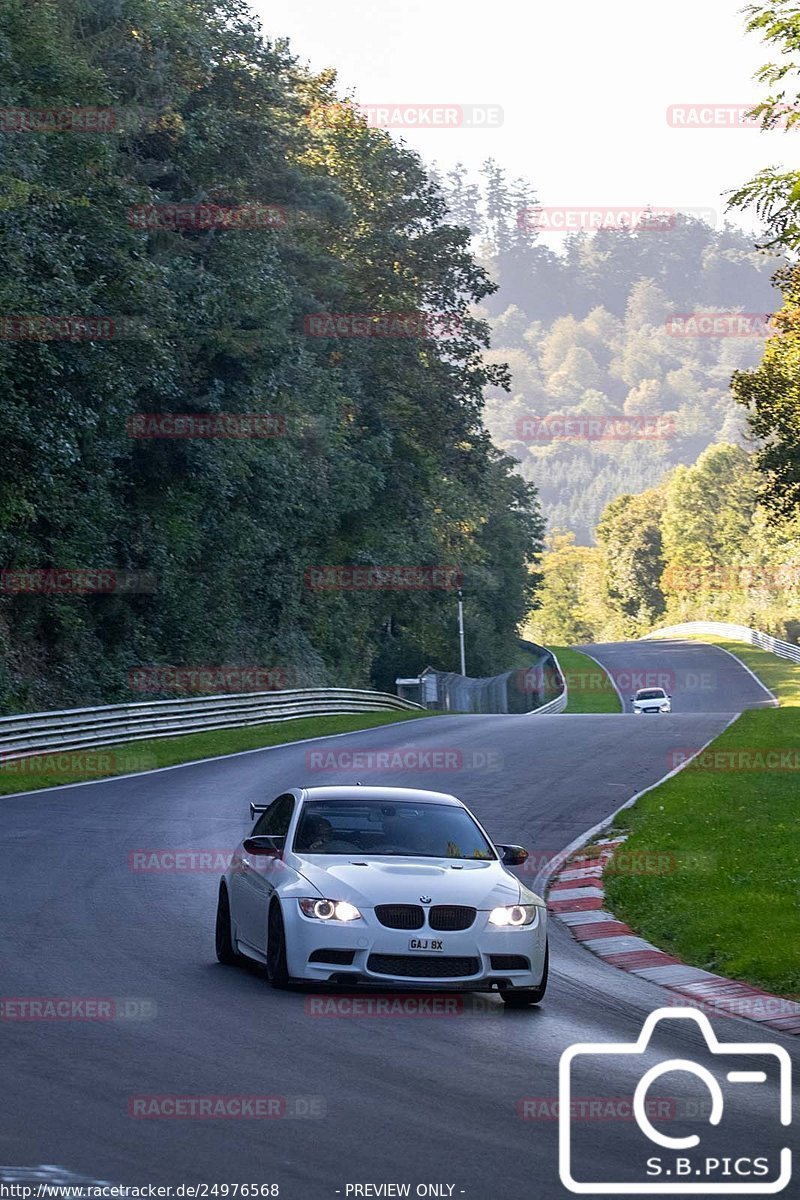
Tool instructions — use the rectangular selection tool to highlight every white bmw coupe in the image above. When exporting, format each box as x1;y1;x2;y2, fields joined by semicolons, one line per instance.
216;785;548;1007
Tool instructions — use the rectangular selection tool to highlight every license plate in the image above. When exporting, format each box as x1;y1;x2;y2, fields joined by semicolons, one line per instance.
408;937;444;952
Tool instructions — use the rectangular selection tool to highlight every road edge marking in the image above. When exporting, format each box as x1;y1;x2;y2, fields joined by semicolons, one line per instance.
573;646;626;710
644;636;779;705
687;638;779;705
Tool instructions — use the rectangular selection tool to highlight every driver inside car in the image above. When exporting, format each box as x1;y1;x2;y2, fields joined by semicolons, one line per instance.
295;814;361;854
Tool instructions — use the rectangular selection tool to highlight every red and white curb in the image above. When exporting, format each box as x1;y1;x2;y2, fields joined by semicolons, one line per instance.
548;836;800;1037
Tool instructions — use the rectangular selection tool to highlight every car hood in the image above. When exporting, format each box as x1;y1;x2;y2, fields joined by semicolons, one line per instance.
287;855;536;909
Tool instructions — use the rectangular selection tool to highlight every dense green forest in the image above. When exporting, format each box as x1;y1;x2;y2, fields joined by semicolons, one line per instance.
432;163;785;543
0;0;544;712
525;442;800;645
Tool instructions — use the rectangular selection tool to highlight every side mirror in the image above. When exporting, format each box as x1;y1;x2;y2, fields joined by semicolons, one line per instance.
629;696;635;703
243;836;281;859
498;844;529;866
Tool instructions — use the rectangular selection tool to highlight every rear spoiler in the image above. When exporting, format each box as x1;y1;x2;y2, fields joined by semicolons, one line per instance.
249;802;270;820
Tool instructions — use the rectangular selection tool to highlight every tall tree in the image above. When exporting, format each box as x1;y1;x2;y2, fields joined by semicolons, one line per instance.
726;2;800;516
0;0;543;710
659;445;759;616
596;490;666;632
732;270;800;517
524;532;604;645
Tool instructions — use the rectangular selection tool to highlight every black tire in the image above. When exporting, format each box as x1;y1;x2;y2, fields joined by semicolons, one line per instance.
266;901;290;988
501;942;549;1008
215;883;240;965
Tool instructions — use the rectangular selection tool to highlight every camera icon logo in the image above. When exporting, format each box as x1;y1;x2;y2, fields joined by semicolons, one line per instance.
559;1007;792;1194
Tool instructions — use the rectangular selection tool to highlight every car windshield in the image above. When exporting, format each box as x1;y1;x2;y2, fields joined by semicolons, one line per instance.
636;689;666;700
293;799;496;859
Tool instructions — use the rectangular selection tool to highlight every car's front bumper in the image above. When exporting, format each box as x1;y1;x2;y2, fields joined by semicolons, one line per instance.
283;903;548;990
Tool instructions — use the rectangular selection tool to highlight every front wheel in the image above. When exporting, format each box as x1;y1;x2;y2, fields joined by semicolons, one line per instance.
266;902;291;988
501;942;548;1007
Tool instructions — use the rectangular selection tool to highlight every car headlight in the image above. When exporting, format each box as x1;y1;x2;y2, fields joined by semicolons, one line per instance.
488;904;538;927
298;898;362;922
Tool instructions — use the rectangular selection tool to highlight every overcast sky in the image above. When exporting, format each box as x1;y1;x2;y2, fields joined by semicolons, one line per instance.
251;0;793;238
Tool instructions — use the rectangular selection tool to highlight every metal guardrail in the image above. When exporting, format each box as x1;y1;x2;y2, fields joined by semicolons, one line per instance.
1;639;570;766
643;621;800;665
0;689;424;762
534;649;568;713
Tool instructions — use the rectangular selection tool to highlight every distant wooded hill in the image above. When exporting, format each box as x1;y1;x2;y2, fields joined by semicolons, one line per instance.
433;161;785;543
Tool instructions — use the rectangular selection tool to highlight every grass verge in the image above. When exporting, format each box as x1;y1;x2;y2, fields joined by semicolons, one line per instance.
549;646;622;713
0;708;441;797
604;638;800;996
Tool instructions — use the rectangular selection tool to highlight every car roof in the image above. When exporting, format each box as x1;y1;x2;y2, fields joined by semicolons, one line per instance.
299;785;462;807
636;688;666;695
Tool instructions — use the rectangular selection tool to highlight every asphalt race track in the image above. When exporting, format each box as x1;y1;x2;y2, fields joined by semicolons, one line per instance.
580;637;777;714
1;640;795;1198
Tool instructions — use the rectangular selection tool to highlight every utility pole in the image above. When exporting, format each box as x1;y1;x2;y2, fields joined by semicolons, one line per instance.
457;588;466;676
